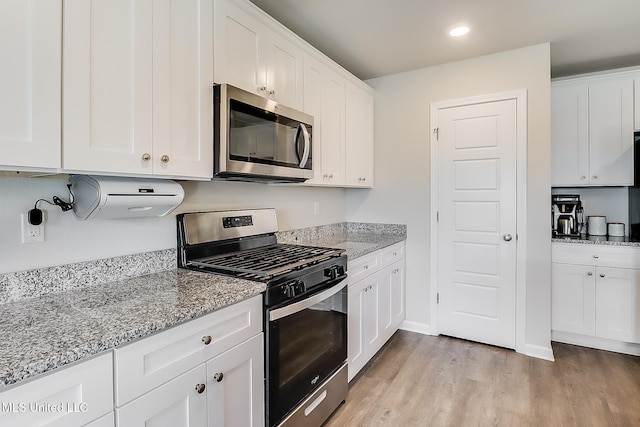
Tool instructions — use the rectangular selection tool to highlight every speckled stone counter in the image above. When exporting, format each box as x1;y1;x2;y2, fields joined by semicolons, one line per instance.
0;221;405;390
277;222;407;259
277;222;407;261
552;236;640;247
0;268;264;389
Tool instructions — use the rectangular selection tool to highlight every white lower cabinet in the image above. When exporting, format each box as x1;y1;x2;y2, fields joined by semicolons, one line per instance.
348;242;405;381
116;365;208;427
552;243;640;348
0;353;114;427
206;334;264;427
114;295;265;427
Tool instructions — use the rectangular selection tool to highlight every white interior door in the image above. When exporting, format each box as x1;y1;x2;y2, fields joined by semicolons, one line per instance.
436;98;517;349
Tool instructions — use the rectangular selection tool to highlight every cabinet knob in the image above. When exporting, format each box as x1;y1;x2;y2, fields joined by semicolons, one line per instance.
269;90;275;95
329;174;334;179
213;373;224;382
587;272;593;276
580;176;586;180
593;255;599;259
259;86;266;92
323;174;328;178
161;155;170;163
600;274;605;278
202;335;212;345
142;153;151;162
592;176;598;180
195;383;206;394
364;265;369;270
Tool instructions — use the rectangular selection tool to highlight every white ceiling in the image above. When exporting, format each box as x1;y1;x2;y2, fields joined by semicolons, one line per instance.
249;0;640;80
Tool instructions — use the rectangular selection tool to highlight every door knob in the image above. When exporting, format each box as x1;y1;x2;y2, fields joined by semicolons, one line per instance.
503;234;513;241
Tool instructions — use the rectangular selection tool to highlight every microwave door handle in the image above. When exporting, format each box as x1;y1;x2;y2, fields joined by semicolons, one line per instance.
295;123;310;168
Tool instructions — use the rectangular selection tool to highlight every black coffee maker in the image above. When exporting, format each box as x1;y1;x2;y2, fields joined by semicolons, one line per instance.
552;194;582;237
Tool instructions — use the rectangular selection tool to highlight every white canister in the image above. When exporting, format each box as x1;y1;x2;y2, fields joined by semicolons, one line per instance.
607;222;625;237
588;216;607;236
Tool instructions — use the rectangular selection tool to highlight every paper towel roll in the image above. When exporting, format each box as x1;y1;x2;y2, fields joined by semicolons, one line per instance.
588;216;607;236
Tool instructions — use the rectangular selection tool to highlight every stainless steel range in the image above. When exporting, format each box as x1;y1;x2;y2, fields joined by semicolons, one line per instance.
177;209;348;427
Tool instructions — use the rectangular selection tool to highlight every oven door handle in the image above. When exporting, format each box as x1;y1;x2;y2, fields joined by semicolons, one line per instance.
269;278;347;321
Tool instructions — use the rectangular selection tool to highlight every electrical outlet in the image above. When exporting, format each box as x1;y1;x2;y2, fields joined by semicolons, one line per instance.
21;213;44;243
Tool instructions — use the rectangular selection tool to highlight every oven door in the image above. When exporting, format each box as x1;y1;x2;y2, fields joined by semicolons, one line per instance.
265;278;348;427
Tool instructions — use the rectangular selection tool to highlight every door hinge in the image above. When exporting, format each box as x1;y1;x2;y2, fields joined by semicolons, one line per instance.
437;293;440;304
433;127;439;141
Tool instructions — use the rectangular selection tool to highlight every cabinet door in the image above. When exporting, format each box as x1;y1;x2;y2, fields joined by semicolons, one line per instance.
345;82;374;187
266;30;304;110
347;279;366;382
0;353;113;427
213;0;266;95
151;0;213;179
0;0;61;170
635;78;640;131
362;272;384;358
551;263;596;336
116;365;207;427
63;0;154;175
321;68;346;185
550;81;589;186
303;53;325;185
388;259;406;332
595;267;640;343
588;76;634;186
206;334;264;427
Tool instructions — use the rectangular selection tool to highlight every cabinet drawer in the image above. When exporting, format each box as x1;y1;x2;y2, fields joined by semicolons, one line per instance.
552;243;640;269
0;353;113;427
380;242;404;267
348;252;380;283
114;295;262;406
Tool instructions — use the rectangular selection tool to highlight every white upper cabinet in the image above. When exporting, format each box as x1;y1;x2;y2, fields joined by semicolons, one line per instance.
0;0;61;171
551;72;634;187
345;82;374;187
63;0;213;179
303;53;346;185
214;0;304;110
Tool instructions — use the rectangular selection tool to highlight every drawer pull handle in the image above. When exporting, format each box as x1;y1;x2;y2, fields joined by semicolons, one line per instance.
202;335;212;345
195;383;206;394
214;373;224;382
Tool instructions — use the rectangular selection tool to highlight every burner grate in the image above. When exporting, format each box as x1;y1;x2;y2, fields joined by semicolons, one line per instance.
189;244;342;279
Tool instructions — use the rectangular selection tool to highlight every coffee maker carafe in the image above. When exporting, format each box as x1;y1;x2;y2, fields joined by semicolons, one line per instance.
552;194;582;237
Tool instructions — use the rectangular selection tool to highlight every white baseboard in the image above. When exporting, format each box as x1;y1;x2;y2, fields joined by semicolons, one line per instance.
399;320;436;336
552;330;640;356
522;343;555;361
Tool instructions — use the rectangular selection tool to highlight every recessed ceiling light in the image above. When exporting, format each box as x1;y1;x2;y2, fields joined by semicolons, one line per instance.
449;26;470;37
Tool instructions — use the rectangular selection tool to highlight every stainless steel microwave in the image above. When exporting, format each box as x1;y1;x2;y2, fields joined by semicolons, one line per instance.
213;84;313;182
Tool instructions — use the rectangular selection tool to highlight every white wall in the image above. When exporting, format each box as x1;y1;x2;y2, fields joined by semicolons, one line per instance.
347;44;552;356
0;175;345;274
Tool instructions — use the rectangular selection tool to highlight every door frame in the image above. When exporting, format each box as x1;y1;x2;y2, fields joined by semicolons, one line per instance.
429;89;528;355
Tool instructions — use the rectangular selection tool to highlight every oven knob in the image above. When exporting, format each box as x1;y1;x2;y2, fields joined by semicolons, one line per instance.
325;265;344;280
283;282;297;298
294;281;306;294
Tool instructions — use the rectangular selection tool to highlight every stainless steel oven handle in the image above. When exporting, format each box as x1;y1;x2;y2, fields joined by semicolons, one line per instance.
269;278;347;321
295;122;310;169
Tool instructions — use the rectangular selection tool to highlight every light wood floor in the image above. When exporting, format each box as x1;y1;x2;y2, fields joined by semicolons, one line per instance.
325;331;640;426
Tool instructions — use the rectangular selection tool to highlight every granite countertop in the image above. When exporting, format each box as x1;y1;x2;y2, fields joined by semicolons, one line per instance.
277;222;407;259
552;235;640;247
0;269;265;389
0;221;407;390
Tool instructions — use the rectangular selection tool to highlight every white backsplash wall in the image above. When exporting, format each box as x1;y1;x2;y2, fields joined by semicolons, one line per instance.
552;187;629;232
0;176;345;274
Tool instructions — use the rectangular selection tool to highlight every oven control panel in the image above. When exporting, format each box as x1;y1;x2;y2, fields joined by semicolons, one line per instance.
222;215;253;228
